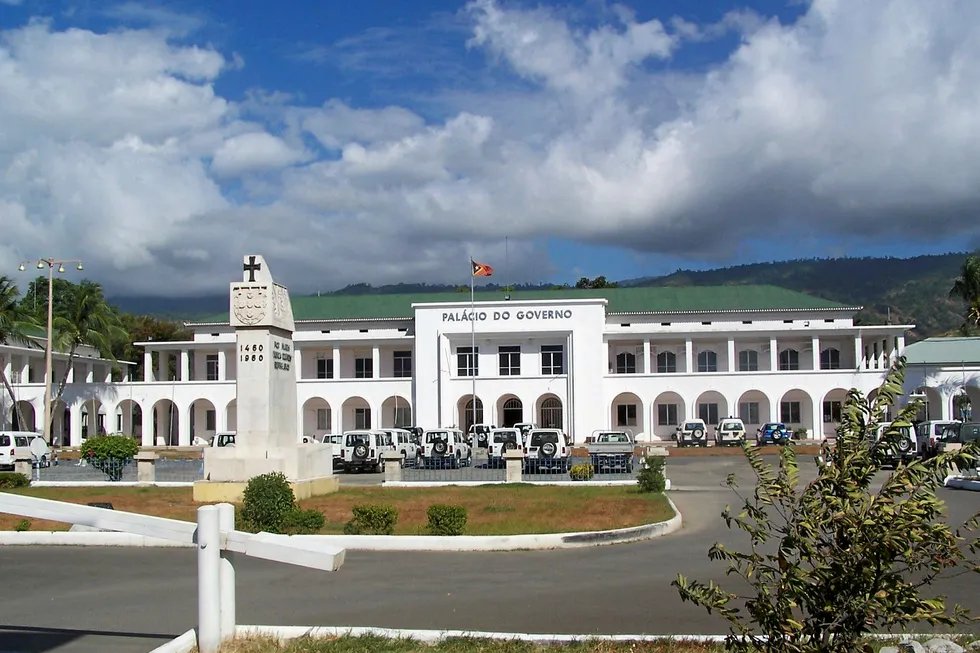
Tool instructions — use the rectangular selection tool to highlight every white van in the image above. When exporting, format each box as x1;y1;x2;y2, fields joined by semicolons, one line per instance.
0;431;42;471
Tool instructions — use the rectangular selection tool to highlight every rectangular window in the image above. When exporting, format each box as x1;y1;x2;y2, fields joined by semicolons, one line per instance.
617;404;637;427
738;350;759;372
316;408;330;431
541;345;565;375
738;402;760;425
355;357;373;379
116;414;123;432
316;357;334;379
206;354;219;381
698;403;720;425
657;403;678;426
393;351;412;378
498;345;521;376
457;346;479;377
822;400;842;423
355;407;371;430
205;409;216;431
781;401;802;424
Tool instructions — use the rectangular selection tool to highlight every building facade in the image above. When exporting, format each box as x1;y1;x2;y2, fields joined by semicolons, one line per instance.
0;284;948;447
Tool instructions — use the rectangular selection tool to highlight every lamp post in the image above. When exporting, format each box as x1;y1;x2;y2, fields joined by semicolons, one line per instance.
17;258;83;446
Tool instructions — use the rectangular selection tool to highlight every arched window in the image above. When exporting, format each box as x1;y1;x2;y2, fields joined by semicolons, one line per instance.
697;350;717;373
779;349;799;371
820;347;841;370
656;351;676;374
615;352;636;374
463;398;483;431
738;349;759;372
540;397;563;429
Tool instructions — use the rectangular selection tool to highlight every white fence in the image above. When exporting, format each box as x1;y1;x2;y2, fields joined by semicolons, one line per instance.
0;493;346;653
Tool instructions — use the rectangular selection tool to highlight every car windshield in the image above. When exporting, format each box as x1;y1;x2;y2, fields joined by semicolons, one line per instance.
597;432;629;443
345;434;370;447
935;423;952;435
683;422;702;430
964;424;980;442
530;431;560;446
492;431;517;443
721;421;743;430
426;431;450;442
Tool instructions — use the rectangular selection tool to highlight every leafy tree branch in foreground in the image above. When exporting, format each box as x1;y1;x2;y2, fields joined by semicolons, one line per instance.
673;357;980;653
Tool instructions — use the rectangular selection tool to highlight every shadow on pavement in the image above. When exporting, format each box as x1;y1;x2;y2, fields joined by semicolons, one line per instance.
0;624;180;653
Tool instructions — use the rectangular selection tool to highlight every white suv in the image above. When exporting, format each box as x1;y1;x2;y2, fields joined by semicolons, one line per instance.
714;418;746;446
523;429;571;473
340;430;395;473
488;428;521;467
383;428;421;467
675;419;709;447
421;428;471;468
916;420;960;459
319;433;345;470
0;431;33;471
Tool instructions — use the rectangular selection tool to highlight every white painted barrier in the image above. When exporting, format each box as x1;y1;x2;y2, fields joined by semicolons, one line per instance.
0;494;347;653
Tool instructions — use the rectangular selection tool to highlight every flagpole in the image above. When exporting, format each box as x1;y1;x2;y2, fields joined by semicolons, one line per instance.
470;258;477;433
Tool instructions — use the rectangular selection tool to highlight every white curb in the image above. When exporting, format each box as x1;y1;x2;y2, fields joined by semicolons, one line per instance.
944;475;980;491
385;479;670;489
0;497;681;551
149;625;974;653
29;481;194;488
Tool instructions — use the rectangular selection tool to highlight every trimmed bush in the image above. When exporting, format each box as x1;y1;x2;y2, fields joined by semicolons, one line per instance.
637;456;666;493
426;504;467;536
80;434;140;482
15;519;30;532
793;427;809;440
0;472;29;488
569;462;594;481
343;504;398;535
281;508;326;535
240;472;296;533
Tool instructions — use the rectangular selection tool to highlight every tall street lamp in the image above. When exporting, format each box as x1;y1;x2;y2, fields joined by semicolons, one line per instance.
17;258;83;446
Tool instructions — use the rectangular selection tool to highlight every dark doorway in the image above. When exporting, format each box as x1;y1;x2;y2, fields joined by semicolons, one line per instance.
501;397;523;428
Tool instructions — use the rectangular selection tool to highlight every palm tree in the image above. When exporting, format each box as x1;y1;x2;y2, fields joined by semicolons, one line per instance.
47;281;128;437
0;276;39;430
949;254;980;329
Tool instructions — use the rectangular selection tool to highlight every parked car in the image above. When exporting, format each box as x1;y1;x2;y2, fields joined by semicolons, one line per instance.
916;420;960;458
675;419;709;448
319;433;345;470
756;422;789;446
340;430;394;473
524;428;571;473
210;432;236;447
872;421;917;468
714;418;746;446
383;428;421;467
0;431;34;471
936;422;980;455
585;430;634;473
421;428;471;468
488;428;521;467
468;423;494;449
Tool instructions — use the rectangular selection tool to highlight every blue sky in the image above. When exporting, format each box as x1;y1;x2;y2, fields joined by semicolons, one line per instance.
0;0;977;296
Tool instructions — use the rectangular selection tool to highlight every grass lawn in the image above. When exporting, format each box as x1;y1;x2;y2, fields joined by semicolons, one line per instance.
0;485;674;535
204;634;976;653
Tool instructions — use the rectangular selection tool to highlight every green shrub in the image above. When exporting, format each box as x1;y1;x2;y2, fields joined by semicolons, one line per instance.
426;504;467;536
281;508;326;535
0;472;29;488
240;472;296;533
569;462;594;481
343;504;398;535
79;434;140;482
637;456;666;493
15;519;30;532
793;427;808;439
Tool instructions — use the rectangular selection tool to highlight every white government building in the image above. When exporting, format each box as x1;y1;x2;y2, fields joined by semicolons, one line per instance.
1;284;978;446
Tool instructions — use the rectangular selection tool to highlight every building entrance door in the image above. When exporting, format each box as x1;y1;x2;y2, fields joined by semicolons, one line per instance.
501;397;523;428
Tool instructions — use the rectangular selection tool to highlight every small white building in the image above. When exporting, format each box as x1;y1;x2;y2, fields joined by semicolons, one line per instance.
2;284;966;447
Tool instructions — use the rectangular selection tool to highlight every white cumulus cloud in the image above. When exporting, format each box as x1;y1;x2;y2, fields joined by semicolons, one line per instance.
2;0;980;297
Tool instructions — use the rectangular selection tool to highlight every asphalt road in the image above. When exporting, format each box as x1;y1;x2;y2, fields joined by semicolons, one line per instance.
2;458;979;653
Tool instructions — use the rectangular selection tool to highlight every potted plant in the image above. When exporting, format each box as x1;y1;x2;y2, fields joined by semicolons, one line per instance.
79;433;140;482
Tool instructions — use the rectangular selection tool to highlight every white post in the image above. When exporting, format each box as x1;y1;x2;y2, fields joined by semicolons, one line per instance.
197;505;222;653
217;503;236;641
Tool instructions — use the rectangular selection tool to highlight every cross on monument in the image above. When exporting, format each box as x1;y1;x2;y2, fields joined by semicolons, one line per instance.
243;256;262;283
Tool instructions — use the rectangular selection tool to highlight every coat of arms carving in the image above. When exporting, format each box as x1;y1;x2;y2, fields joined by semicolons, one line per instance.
272;284;288;319
233;285;268;326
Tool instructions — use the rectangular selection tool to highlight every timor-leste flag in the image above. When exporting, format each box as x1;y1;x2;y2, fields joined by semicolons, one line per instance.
471;259;494;277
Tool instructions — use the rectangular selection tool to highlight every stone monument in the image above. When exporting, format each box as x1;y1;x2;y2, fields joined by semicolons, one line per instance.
193;255;338;502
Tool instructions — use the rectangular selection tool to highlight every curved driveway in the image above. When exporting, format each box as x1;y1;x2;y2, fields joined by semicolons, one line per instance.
2;458;979;653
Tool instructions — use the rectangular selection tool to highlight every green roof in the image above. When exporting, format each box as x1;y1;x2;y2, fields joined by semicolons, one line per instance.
902;337;980;366
188;284;856;325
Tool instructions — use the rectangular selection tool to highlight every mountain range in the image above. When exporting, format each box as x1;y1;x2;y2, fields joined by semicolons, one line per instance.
107;252;974;341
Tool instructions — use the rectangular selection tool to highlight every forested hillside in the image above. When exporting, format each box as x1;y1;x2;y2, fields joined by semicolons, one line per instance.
108;253;975;340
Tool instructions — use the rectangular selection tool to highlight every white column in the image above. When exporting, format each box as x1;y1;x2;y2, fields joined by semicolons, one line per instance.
332;406;341;434
65;362;74;384
811;393;822;440
727;338;736;373
141;406;154;447
372;346;380;379
180;350;190;381
294;347;303;381
179;406;191;446
217;350;227;381
20;359;30;384
769;338;778;371
332;347;341;379
70;404;83;446
853;335;863;370
603;340;610;373
104;365;112;383
684;338;693;373
642;339;651;374
2;356;11;385
897;335;906;354
85;363;94;383
144;351;153;382
811;336;820;371
157;351;168;381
